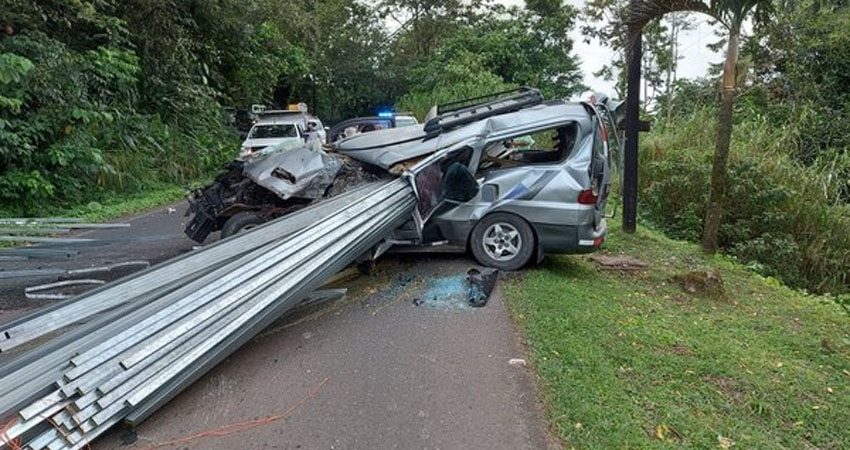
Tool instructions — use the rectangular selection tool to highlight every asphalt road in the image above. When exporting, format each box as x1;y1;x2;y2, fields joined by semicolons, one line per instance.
0;203;560;450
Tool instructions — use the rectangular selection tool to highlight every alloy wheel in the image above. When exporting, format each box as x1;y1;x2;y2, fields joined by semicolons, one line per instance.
482;223;522;261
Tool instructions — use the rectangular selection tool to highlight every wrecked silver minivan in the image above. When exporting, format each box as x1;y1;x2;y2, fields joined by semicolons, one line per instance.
334;87;623;270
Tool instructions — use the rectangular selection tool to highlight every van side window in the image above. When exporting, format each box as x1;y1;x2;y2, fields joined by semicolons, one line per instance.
478;122;578;171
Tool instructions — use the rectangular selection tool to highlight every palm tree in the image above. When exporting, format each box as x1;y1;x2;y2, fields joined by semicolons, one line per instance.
626;0;772;253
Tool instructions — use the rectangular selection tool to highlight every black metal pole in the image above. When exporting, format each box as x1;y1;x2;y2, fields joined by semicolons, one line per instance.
623;28;642;233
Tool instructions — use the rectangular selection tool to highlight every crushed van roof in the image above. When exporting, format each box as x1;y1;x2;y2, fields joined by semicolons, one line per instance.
333;101;592;169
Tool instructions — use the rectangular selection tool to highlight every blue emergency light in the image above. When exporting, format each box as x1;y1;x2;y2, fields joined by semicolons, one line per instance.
377;110;394;118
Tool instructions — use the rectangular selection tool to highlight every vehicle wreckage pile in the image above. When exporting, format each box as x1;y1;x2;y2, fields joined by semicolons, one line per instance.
0;180;416;449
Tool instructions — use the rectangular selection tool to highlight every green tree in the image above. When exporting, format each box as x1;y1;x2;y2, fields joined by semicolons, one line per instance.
626;0;773;253
380;0;482;58
0;0;237;209
288;0;390;122
385;0;583;106
660;12;695;120
396;49;513;118
582;0;692;105
744;0;850;162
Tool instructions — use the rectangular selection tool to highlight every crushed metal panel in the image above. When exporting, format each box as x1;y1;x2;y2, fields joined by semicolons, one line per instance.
334;124;427;150
334;125;434;169
335;102;591;170
243;146;342;200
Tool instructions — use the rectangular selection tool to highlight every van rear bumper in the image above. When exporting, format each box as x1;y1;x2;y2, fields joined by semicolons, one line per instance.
535;219;606;254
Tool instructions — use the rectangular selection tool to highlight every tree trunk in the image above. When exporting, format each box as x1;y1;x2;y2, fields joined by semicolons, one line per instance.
701;28;740;253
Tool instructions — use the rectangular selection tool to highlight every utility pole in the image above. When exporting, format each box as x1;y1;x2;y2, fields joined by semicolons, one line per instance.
623;2;642;234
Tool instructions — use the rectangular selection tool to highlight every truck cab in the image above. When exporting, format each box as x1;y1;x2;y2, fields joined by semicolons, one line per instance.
240;105;326;159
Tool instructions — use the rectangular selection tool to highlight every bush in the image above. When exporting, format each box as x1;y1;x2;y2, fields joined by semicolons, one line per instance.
0;24;237;215
640;108;850;294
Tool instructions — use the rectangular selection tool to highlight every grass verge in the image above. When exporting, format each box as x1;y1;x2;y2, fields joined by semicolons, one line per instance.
0;184;191;224
66;185;188;222
503;220;849;449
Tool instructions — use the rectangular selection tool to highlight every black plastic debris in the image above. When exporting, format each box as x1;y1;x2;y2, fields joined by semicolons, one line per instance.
466;267;498;307
398;274;414;286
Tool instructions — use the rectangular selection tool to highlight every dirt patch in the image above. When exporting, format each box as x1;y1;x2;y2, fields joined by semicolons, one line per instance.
819;337;849;356
656;343;693;358
669;295;690;304
707;376;745;403
590;254;649;271
788;317;803;333
672;269;725;297
671;344;693;356
645;423;683;443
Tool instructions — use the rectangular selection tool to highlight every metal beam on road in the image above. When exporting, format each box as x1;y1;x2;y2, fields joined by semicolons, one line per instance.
0;180;418;449
0;228;71;234
0;184;379;351
51;223;131;229
0;236;94;243
0;218;86;224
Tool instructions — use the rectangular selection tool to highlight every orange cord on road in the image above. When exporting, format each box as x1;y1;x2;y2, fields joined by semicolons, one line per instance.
0;417;22;450
141;376;330;450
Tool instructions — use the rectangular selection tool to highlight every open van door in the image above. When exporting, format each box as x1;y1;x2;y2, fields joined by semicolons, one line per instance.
586;101;613;228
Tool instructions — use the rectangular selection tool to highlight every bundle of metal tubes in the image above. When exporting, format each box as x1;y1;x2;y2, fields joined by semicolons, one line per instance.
0;180;416;449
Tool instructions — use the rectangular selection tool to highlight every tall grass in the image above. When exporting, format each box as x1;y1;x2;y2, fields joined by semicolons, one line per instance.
639;107;850;295
0;110;237;217
97;114;235;193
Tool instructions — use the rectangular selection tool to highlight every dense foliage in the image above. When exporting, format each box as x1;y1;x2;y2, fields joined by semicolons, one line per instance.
0;0;582;214
641;108;850;295
638;1;850;295
0;1;248;211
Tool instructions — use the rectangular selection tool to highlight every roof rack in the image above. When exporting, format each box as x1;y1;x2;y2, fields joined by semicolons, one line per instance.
423;86;544;137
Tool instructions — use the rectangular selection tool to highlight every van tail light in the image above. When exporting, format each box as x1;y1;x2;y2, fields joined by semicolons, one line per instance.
578;189;598;205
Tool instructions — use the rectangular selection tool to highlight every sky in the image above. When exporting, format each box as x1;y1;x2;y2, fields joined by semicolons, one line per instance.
497;0;724;97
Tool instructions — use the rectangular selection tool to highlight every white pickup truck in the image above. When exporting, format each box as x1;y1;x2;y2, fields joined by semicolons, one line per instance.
239;107;326;159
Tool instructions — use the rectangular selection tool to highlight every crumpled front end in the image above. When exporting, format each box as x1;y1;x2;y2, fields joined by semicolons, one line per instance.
243;145;343;200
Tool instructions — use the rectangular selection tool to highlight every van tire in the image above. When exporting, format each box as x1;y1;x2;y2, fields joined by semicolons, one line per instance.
470;213;535;271
221;212;264;239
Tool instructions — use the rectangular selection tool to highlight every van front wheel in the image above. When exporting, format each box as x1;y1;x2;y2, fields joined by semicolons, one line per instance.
470;213;534;271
